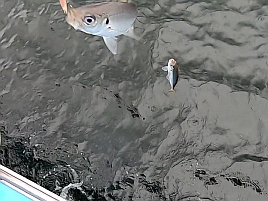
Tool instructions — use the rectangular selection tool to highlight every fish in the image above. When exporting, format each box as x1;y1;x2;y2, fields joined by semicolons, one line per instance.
59;0;140;54
162;59;179;92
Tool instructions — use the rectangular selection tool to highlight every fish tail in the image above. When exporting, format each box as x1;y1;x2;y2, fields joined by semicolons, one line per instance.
168;89;175;92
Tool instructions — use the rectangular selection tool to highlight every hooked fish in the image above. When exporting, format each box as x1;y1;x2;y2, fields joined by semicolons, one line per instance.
162;59;179;92
59;0;140;54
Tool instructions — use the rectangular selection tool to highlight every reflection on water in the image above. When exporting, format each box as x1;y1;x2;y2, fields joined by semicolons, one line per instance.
1;0;268;200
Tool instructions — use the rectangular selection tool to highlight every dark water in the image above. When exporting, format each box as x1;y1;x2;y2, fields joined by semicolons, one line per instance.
1;0;268;200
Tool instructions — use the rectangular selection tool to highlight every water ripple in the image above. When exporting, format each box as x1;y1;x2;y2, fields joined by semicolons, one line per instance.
1;0;268;200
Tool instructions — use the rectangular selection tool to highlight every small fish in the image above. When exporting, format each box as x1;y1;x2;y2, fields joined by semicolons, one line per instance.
162;59;179;92
59;0;140;54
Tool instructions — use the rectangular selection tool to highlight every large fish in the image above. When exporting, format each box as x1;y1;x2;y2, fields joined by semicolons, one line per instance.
162;59;179;92
59;0;140;54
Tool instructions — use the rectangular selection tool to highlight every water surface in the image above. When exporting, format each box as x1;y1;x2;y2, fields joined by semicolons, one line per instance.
1;0;268;200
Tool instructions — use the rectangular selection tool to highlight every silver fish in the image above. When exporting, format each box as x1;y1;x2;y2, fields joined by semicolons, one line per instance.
59;0;140;54
162;59;179;92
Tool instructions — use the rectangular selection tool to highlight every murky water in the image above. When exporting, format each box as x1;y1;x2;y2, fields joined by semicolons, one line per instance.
1;0;268;200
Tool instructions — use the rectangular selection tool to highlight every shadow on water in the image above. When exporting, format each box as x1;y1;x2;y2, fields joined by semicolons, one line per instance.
1;0;268;200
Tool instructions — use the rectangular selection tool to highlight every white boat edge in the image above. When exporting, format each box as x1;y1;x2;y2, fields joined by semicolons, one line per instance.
0;164;66;201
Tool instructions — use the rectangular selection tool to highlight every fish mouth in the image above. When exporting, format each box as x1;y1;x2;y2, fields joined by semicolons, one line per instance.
169;59;177;66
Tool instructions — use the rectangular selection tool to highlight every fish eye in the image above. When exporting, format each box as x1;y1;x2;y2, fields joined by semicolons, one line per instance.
83;16;96;25
105;18;109;25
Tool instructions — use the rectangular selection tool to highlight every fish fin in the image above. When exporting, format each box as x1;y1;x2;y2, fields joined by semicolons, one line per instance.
166;75;169;80
124;26;141;41
124;26;148;44
162;66;168;71
103;37;118;54
59;0;68;14
169;89;175;92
